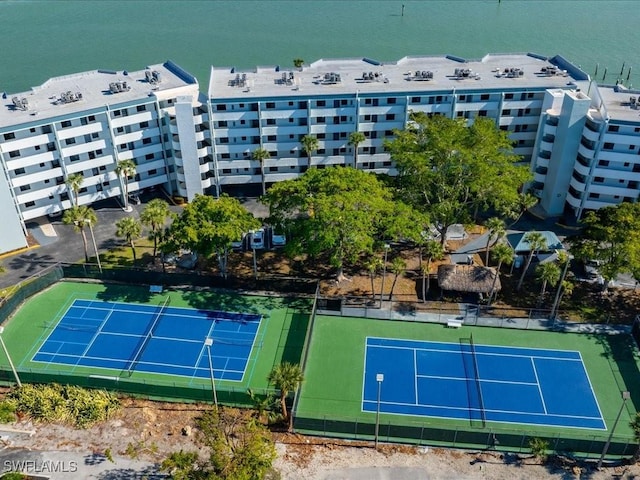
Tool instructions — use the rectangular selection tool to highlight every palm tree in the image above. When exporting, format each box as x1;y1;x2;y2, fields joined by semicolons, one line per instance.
484;217;506;265
140;199;173;259
293;58;304;70
348;131;366;169
62;206;97;263
115;216;142;263
252;147;271;195
488;243;513;305
516;231;547;291
536;261;561;298
115;159;137;211
268;362;304;431
388;257;407;301
422;240;445;302
553;279;574;319
301;135;319;170
365;256;383;300
65;173;84;207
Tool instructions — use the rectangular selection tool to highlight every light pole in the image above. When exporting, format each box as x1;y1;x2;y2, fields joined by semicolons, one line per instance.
597;390;630;469
374;373;384;449
0;327;21;388
204;338;218;409
252;247;258;280
379;244;390;308
550;254;572;323
85;219;102;274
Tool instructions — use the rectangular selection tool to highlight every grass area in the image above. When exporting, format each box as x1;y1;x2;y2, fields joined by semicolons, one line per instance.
0;280;311;405
295;314;640;454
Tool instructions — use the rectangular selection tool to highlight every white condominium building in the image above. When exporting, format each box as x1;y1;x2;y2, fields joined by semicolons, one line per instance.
1;53;639;255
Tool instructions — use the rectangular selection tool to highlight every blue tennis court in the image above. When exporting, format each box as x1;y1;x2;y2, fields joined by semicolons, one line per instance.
32;299;262;381
362;337;605;430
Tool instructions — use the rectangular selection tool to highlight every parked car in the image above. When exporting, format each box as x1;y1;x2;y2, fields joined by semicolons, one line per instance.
231;233;246;252
584;259;602;279
271;229;286;247
250;228;265;250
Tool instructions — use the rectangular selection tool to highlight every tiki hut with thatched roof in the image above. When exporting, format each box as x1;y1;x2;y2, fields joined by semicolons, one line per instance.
437;264;500;294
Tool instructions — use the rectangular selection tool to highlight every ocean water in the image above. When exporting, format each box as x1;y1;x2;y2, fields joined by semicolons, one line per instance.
0;0;639;93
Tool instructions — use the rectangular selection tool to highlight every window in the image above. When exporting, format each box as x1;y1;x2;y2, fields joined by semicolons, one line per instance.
387;98;396;105
30;128;36;133
80;117;88;126
386;114;395;121
8;150;20;158
219;121;227;127
69;154;80;162
317;100;326;107
216;104;226;111
116;127;125;133
113;110;121;117
19;185;31;192
589;193;600;199
265;102;275;109
481;94;490;101
42;125;52;134
269;166;278;172
142;137;152;145
140;121;149;128
219;138;229;144
594;177;604;183
84;134;92;143
91;132;99;139
65;138;76;145
88;115;95;122
61;120;72;128
14;167;25;175
35;146;41;151
136;105;146;112
411;97;421;103
25;201;35;208
598;160;610;167
478;110;487;117
267;135;276;141
148;168;157;175
317;133;326;140
221;154;230;160
502;109;511;115
145;153;154;160
603;142;614;150
608;125;619;132
99;165;106;171
317;117;325;124
504;93;514;100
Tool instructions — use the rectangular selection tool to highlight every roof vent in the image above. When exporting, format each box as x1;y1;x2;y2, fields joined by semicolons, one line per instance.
12;96;29;111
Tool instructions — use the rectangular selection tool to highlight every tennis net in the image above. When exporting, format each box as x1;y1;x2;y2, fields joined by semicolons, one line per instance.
468;333;486;427
126;296;171;375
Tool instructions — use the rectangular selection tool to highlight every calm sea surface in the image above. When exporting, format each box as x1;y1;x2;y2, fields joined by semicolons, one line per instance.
1;0;639;94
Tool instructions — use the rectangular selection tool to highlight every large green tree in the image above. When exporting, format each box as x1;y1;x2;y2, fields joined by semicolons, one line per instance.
140;199;173;259
385;113;531;245
262;167;421;280
568;202;640;284
161;408;276;480
169;194;260;277
62;205;97;263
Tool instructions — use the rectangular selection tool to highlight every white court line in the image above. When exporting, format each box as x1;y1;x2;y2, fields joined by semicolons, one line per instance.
416;373;538;387
413;348;418;405
531;357;548;415
80;305;116;357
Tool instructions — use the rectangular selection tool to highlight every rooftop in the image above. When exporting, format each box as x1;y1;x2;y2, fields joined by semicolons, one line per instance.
597;83;640;123
208;53;588;100
0;61;198;129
